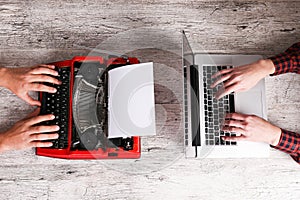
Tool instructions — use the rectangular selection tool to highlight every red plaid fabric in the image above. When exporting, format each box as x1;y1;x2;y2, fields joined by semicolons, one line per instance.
269;42;300;75
271;130;300;164
268;42;300;164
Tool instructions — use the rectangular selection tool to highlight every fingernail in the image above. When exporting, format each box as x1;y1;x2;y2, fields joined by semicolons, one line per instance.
53;88;57;93
50;115;55;119
55;125;60;131
54;133;59;138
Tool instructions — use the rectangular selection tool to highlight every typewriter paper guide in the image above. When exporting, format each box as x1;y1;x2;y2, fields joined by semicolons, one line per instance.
108;62;156;138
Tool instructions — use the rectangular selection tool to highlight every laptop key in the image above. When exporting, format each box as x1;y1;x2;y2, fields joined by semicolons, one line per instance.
220;138;225;145
201;65;236;147
215;137;220;145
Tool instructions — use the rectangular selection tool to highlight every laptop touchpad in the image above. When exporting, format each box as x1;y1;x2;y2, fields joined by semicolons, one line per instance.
235;90;264;118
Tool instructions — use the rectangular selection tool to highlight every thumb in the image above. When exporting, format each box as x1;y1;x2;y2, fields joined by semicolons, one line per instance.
23;93;41;107
24;108;41;120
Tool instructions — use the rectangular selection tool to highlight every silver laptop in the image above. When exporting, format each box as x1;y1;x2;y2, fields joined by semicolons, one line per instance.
182;31;269;158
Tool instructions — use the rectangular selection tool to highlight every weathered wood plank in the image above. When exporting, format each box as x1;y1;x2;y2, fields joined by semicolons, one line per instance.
266;74;300;133
1;1;299;54
0;157;299;200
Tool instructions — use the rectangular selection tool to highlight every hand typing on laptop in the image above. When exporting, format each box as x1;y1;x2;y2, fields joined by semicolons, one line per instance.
222;113;281;146
0;64;62;152
0;64;61;106
211;42;300;164
211;59;275;99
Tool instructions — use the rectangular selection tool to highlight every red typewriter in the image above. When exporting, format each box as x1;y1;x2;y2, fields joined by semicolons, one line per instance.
36;56;141;159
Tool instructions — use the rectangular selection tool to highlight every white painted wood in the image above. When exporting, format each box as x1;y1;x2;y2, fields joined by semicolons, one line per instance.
0;0;299;200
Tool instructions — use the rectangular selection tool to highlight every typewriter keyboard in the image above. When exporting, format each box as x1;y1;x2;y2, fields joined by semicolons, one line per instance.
40;67;70;149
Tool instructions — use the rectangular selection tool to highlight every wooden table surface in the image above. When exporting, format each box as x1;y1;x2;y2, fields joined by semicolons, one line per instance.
0;1;299;200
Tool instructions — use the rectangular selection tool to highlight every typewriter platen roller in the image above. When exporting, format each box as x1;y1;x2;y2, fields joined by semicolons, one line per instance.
72;58;138;152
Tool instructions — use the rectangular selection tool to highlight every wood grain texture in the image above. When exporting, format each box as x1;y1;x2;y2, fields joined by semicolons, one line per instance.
0;0;299;200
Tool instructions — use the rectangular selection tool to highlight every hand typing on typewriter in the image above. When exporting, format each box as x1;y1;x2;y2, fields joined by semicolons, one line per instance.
0;65;61;106
0;108;59;153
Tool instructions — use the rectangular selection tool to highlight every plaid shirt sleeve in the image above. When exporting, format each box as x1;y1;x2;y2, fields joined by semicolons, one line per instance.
268;43;300;164
269;42;300;75
271;129;300;164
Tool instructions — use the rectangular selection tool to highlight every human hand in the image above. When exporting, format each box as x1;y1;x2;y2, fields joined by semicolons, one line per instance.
0;108;59;153
210;59;275;99
0;65;61;106
222;113;282;146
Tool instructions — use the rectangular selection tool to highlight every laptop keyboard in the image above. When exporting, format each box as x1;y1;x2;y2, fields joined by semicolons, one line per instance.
40;67;70;149
203;65;236;146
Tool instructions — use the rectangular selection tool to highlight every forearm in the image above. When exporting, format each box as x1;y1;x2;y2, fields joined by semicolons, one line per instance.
0;67;9;88
0;133;8;154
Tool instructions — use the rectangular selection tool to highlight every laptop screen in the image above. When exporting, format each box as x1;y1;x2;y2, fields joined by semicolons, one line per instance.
182;31;194;68
182;31;201;151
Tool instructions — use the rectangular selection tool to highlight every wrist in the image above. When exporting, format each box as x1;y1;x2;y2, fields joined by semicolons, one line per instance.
257;59;275;76
269;127;282;146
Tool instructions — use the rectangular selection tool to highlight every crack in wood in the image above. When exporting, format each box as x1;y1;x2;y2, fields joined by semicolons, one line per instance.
147;147;163;152
280;28;296;32
210;7;219;16
66;170;77;174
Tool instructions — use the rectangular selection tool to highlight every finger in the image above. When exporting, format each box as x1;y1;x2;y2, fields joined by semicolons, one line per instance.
29;75;61;85
29;141;54;148
214;83;238;99
223;119;245;129
223;76;239;88
26;114;55;126
30;133;59;141
225;112;248;120
24;108;41;120
29;125;60;134
211;68;234;79
222;126;245;134
222;135;247;141
29;83;57;93
37;64;56;69
22;93;42;106
210;73;233;88
31;66;58;76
